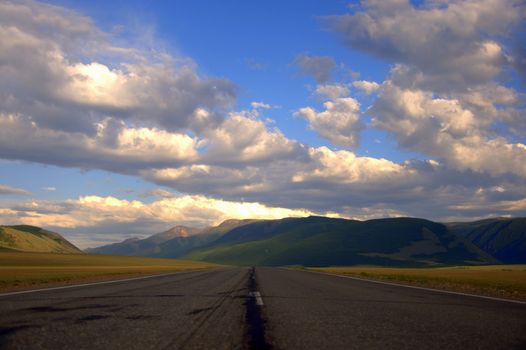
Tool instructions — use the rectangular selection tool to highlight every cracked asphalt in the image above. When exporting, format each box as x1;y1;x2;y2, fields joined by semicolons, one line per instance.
1;267;525;350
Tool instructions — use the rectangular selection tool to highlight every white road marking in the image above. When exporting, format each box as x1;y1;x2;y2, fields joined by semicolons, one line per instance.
294;268;526;306
0;269;212;298
249;291;264;306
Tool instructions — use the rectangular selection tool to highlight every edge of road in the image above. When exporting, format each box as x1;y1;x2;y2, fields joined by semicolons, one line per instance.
283;267;526;305
0;268;220;298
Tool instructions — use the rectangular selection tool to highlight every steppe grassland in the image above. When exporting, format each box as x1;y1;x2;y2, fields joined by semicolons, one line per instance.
308;265;526;301
0;251;220;291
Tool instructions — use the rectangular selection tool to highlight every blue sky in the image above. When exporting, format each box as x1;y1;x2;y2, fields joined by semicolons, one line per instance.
0;0;525;248
45;0;402;156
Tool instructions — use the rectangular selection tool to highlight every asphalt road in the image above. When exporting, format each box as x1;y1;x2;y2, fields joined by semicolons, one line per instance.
0;268;249;350
0;267;525;350
257;268;526;350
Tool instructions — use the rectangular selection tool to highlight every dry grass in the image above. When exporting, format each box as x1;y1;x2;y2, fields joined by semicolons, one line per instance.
0;226;80;253
307;265;526;301
0;251;220;292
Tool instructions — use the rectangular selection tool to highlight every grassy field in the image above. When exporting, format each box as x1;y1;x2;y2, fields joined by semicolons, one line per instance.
0;251;220;292
307;265;526;301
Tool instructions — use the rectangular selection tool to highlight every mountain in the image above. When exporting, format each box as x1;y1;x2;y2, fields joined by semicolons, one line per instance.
447;217;526;263
86;216;525;267
86;219;257;258
184;216;497;267
148;226;203;243
0;225;81;254
85;225;200;256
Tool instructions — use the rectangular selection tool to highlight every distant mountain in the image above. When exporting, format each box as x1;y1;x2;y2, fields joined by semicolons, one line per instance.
184;216;497;267
85;216;525;267
86;219;257;258
0;225;81;254
85;225;198;256
148;226;203;243
447;218;526;263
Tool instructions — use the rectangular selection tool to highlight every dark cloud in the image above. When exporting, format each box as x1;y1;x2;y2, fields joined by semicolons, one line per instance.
0;115;198;173
0;184;31;196
511;44;526;82
294;54;336;83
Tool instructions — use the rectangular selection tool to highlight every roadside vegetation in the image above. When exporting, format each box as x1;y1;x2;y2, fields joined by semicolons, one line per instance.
307;265;526;301
0;250;220;292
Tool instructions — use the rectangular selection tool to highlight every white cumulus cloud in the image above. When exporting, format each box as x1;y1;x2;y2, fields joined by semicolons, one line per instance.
295;97;364;149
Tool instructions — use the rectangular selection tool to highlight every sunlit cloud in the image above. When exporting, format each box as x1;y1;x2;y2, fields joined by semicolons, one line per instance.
352;80;379;95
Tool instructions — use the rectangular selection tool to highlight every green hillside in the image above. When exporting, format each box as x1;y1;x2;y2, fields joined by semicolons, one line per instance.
86;216;525;267
447;218;526;263
184;216;496;267
0;225;81;254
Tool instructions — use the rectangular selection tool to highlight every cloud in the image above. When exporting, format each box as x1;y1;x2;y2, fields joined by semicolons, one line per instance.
140;188;176;199
141;141;526;221
200;111;306;165
291;146;408;184
143;145;418;209
0;113;198;172
0;0;236;135
369;81;526;177
251;102;279;110
0;184;31;196
144;165;262;196
511;43;526;81
327;0;523;91
295;96;364;149
0;0;524;228
294;54;337;83
42;187;56;192
456;83;526;137
319;1;526;180
315;84;350;99
352;80;380;95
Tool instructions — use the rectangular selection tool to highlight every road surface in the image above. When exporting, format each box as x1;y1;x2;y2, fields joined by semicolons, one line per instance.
0;267;525;349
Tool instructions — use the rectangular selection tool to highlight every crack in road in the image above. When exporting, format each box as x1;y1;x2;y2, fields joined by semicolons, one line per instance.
245;267;272;350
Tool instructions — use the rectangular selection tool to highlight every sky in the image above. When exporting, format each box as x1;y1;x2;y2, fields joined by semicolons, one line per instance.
0;0;525;248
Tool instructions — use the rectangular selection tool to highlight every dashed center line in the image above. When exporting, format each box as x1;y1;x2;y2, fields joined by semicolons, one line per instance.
249;291;264;306
246;267;272;349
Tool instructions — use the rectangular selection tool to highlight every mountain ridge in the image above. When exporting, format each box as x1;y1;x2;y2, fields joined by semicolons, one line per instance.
85;216;525;267
446;217;526;263
183;216;498;266
85;219;258;258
